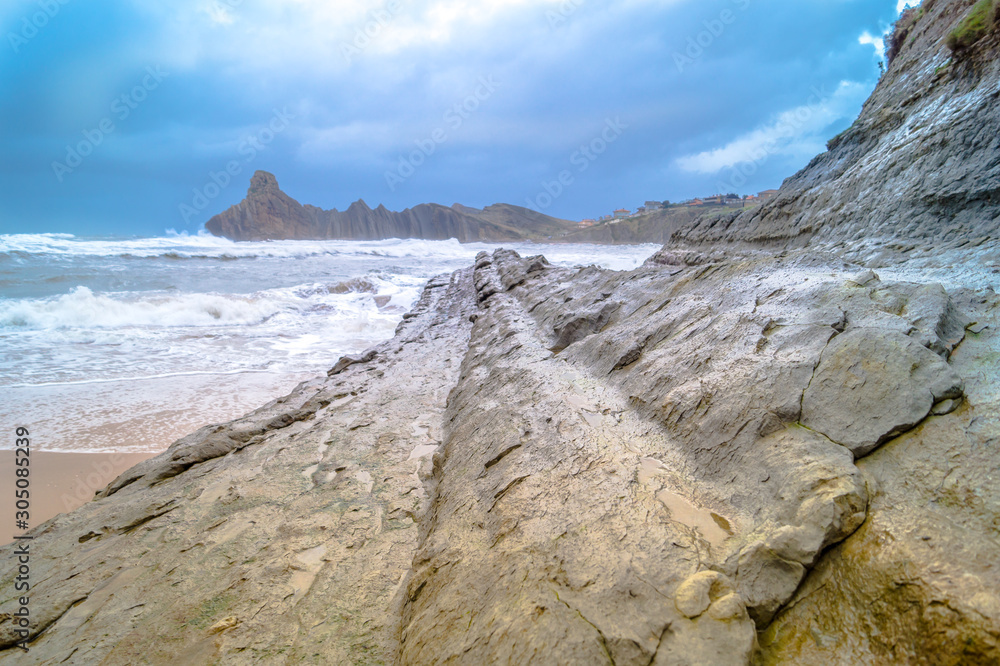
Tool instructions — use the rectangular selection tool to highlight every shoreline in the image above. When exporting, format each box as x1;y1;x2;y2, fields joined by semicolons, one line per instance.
0;370;318;456
0;450;157;539
0;371;320;540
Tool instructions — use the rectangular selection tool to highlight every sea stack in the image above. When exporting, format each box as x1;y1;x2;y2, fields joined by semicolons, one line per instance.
205;171;578;242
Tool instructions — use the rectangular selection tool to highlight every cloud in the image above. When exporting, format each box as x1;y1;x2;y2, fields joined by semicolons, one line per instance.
0;0;902;233
203;3;235;26
859;31;886;59
141;0;591;69
674;81;870;174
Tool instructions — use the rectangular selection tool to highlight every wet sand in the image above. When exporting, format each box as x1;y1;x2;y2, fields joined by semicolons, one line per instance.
0;371;318;541
0;370;316;537
1;371;316;455
1;450;156;540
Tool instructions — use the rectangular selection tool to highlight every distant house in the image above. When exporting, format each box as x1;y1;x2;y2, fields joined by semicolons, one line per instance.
613;208;631;219
579;219;597;227
599;215;613;222
686;198;704;206
703;195;725;205
644;201;663;211
759;189;780;200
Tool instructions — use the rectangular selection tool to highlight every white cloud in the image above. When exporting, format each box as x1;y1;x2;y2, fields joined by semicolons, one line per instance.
297;121;400;165
129;0;681;73
203;3;235;26
859;31;885;59
675;81;870;174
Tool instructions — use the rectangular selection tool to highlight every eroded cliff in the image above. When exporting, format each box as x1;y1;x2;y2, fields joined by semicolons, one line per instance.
674;0;1000;258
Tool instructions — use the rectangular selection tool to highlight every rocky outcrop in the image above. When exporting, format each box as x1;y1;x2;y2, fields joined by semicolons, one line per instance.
673;0;1000;257
1;244;996;664
0;269;478;663
205;171;578;242
1;1;999;663
554;207;713;245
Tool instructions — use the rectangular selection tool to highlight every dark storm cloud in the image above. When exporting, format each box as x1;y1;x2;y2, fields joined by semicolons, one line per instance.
0;0;902;235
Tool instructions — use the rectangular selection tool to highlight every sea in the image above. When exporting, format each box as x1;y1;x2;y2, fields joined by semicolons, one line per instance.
0;232;660;455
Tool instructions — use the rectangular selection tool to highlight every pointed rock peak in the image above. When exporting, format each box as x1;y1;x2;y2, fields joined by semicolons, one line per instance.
249;171;280;195
348;199;373;212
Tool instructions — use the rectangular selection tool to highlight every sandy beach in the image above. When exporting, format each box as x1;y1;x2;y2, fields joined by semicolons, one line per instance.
1;450;155;540
0;371;319;542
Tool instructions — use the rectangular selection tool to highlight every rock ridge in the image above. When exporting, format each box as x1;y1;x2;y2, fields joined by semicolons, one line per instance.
1;0;999;662
2;245;995;664
204;171;578;242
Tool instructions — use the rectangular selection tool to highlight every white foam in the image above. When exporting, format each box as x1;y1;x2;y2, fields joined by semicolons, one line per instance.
0;275;424;332
0;232;660;268
0;286;281;329
0;236;662;455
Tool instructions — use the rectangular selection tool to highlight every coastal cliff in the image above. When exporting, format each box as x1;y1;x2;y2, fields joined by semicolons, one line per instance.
673;0;1000;256
205;171;578;242
2;0;999;663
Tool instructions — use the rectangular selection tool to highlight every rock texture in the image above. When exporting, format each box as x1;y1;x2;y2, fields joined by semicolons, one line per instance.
1;1;999;663
1;243;996;664
673;0;1000;256
205;171;578;242
0;269;477;664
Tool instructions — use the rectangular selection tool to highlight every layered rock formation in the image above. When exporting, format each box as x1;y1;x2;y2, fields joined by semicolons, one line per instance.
674;0;1000;256
205;171;578;242
2;0;999;663
0;245;995;664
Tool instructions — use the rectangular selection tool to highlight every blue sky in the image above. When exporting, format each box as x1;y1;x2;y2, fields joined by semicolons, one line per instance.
0;0;907;235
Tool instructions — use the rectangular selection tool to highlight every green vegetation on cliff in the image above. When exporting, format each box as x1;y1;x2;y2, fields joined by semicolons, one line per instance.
947;0;998;52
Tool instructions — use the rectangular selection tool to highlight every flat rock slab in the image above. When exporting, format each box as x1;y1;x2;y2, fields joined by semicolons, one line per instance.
802;328;964;456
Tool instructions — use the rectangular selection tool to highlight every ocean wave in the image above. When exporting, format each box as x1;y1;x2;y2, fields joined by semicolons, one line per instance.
0;277;422;331
0;231;482;261
0;232;660;270
0;286;283;329
5;367;277;389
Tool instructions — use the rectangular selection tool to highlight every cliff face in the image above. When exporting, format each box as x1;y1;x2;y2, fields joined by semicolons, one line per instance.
205;171;578;242
675;0;1000;254
1;1;999;664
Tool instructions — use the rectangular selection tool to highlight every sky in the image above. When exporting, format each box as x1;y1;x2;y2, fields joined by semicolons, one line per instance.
0;0;909;236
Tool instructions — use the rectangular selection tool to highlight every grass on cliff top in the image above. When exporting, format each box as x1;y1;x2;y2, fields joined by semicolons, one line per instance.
947;0;998;52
